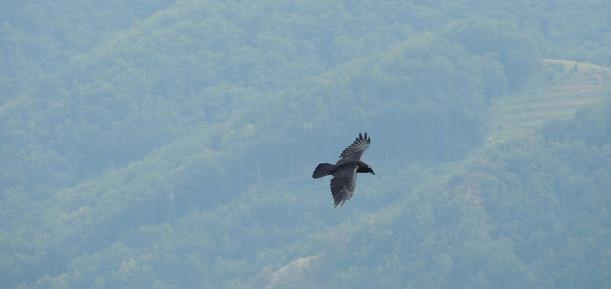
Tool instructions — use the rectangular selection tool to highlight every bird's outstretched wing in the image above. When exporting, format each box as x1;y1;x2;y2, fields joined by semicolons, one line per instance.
338;132;371;162
330;166;357;207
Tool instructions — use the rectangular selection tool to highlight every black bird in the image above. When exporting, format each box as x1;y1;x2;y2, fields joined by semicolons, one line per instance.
312;132;375;207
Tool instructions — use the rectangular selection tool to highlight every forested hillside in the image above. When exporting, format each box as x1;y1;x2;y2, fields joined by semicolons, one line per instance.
1;1;610;288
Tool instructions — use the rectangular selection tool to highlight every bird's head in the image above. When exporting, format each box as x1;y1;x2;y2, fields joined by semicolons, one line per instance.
357;162;375;175
365;165;375;175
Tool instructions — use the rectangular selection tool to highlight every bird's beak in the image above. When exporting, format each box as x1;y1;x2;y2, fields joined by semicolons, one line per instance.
370;170;375;175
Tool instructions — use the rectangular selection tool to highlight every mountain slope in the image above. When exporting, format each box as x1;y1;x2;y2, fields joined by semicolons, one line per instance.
487;59;611;141
2;1;611;289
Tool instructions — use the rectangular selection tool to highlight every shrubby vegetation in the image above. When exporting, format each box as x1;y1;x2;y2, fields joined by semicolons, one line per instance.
1;1;610;288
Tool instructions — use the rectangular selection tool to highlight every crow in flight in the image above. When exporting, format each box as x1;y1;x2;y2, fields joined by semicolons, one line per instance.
312;132;374;207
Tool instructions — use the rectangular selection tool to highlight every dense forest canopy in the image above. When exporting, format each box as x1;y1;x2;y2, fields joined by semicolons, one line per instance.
1;1;610;288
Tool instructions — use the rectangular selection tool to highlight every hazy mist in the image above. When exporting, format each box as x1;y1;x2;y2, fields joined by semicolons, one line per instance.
1;1;610;288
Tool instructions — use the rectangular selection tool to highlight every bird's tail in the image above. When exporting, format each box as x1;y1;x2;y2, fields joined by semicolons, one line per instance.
312;163;335;178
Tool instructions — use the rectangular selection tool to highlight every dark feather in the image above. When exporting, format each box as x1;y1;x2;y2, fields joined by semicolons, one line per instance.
330;166;357;207
338;132;371;162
